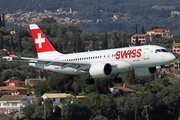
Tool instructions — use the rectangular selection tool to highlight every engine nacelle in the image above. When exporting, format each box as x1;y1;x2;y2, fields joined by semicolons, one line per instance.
134;67;157;76
89;63;112;78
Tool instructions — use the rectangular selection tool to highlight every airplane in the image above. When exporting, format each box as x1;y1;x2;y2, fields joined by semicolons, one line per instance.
4;24;176;85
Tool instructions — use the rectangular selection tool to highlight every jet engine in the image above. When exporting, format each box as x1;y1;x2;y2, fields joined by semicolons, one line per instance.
134;67;157;76
89;63;112;78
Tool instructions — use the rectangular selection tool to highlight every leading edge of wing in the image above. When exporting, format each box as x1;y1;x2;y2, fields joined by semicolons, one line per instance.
13;56;91;65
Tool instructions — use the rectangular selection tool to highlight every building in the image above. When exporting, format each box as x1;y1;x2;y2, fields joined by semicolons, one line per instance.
0;114;10;120
2;56;12;61
147;29;171;37
0;95;31;114
172;41;180;54
97;19;102;23
131;34;154;46
113;15;119;20
28;95;37;104
42;93;85;106
4;78;25;87
0;87;27;96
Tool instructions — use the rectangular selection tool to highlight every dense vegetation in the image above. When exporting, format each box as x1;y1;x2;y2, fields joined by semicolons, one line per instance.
1;0;180;33
0;18;180;119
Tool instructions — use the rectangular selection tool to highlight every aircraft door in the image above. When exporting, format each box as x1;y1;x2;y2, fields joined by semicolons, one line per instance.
144;48;149;60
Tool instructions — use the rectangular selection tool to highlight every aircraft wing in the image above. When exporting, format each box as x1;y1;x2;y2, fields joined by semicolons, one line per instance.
3;49;119;71
3;49;91;69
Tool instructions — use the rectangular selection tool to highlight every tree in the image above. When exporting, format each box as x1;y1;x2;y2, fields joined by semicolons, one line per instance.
40;70;44;79
135;36;140;46
11;35;14;50
0;33;3;49
0;15;2;28
102;31;108;49
75;32;81;52
139;25;145;34
135;24;138;34
61;97;88;120
18;30;22;53
113;31;119;48
81;92;118;119
2;14;5;28
53;105;61;120
21;104;36;119
151;26;158;30
33;81;49;96
45;98;53;119
46;73;74;93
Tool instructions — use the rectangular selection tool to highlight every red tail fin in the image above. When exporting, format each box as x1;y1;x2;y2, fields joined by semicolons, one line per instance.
29;24;56;53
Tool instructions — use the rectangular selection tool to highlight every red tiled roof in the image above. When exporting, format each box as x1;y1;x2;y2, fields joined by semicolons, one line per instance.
9;80;25;84
147;29;171;33
3;79;10;83
4;79;25;84
112;86;135;92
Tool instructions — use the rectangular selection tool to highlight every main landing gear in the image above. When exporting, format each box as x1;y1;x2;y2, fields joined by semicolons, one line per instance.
86;76;95;85
85;75;122;85
113;75;122;83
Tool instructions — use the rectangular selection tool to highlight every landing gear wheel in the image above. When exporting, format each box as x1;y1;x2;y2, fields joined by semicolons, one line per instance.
86;78;95;85
113;77;122;83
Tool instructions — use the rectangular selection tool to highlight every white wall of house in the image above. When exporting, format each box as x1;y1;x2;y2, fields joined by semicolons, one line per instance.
0;96;31;114
53;98;61;105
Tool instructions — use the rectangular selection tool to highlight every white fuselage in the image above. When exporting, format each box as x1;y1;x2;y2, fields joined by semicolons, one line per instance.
29;45;176;76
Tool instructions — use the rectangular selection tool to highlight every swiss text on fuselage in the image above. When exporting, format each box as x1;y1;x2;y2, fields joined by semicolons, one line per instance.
115;49;142;59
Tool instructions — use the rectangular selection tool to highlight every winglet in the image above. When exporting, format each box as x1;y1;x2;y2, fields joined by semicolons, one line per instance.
3;49;19;58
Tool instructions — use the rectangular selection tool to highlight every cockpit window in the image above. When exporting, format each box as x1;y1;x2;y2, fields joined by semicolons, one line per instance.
161;49;168;52
161;49;170;52
155;49;161;53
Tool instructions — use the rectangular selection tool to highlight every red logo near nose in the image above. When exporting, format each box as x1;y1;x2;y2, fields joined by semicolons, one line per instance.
115;49;142;60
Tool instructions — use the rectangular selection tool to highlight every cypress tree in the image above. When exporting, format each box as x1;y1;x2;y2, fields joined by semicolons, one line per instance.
2;14;5;28
0;33;3;49
18;30;22;53
0;15;2;28
91;32;96;50
11;35;14;50
135;36;140;46
76;33;81;52
113;32;119;48
102;31;108;49
135;24;138;34
140;25;145;34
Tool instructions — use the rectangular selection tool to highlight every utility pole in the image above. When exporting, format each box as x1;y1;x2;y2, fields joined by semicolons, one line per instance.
144;105;149;120
42;99;46;120
44;101;46;120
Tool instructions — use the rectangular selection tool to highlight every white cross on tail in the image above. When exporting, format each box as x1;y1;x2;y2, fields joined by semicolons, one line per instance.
35;33;45;48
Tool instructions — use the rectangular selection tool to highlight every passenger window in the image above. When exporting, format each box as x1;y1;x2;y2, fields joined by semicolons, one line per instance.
155;49;161;53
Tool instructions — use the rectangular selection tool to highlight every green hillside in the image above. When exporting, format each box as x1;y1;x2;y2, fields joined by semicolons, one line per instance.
1;0;180;33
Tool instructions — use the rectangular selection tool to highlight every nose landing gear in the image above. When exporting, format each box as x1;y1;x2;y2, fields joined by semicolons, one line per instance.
158;65;164;78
